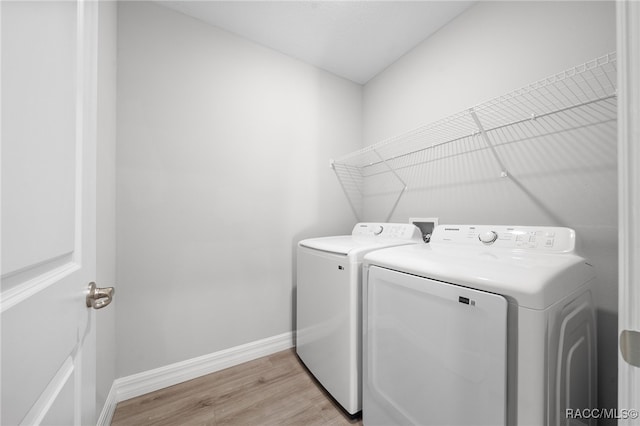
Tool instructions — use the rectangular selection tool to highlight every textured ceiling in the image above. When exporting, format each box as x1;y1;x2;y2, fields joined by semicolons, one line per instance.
159;1;475;84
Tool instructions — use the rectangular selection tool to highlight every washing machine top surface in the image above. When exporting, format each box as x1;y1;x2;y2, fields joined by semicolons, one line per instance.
364;225;595;309
299;222;423;257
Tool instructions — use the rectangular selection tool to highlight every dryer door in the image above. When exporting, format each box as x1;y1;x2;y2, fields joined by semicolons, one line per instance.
364;266;508;426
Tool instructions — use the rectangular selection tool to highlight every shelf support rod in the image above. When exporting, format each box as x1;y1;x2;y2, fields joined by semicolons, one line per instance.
330;160;362;221
373;149;408;222
469;108;509;178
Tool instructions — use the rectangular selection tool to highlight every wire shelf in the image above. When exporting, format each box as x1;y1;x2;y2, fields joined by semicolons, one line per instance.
331;52;617;221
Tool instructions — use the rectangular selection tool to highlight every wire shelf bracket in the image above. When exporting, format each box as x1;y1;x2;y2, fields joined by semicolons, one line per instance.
373;149;408;222
469;108;509;178
330;159;364;221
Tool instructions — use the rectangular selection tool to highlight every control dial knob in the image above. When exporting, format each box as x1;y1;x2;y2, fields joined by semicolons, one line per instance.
478;231;498;245
373;225;384;235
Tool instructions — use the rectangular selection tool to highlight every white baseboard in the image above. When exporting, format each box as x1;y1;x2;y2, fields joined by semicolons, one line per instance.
96;331;294;425
96;384;118;426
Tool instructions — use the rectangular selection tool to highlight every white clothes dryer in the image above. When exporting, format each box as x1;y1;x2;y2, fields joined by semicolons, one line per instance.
363;225;597;426
296;223;423;415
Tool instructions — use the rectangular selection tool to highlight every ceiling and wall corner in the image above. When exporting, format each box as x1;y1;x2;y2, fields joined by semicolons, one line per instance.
157;1;475;84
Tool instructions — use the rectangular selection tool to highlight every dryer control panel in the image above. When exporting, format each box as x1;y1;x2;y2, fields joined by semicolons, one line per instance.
352;223;422;241
430;225;576;253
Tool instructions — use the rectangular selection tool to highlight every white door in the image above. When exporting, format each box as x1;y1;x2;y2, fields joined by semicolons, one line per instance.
618;1;640;424
1;1;104;424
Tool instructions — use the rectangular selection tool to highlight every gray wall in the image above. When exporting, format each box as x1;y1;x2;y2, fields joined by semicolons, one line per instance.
96;0;117;419
361;0;617;416
116;2;362;377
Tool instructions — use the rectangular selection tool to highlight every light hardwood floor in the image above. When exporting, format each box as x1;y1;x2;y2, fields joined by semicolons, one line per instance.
111;349;363;426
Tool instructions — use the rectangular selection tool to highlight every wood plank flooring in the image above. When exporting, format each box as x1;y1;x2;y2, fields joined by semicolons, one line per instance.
111;349;363;426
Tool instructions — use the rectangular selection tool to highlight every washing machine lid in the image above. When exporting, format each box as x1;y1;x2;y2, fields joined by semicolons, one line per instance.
299;223;423;257
299;236;411;256
363;225;595;310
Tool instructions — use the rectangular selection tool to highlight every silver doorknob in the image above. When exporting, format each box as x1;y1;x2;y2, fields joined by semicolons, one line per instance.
86;282;115;310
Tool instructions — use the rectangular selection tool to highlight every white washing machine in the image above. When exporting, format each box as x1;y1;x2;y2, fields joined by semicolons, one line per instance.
363;225;597;426
296;222;423;415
